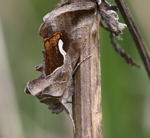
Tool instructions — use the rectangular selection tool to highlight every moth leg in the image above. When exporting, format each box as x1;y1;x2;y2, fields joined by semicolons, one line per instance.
73;55;91;75
110;33;140;67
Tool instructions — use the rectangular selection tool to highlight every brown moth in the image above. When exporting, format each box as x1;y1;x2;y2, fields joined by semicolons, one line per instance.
25;0;128;129
25;1;97;125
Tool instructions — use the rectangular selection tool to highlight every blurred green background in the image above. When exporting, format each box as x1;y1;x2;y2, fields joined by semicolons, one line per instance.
0;0;149;138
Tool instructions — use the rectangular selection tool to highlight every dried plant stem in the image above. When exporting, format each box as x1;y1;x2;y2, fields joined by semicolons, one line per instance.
70;1;103;138
115;0;150;78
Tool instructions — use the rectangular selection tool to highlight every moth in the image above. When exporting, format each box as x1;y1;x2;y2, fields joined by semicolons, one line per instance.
25;0;150;129
25;1;97;127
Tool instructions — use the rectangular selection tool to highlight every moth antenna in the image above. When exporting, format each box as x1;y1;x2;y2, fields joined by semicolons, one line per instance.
110;33;140;67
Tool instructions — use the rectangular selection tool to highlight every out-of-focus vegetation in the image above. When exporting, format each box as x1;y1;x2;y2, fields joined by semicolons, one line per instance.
0;0;149;138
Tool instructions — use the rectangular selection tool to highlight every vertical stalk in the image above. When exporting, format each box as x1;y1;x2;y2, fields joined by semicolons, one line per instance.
70;1;103;137
115;0;150;78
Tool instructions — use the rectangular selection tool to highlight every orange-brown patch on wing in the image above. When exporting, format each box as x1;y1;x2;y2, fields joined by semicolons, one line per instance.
44;33;64;75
